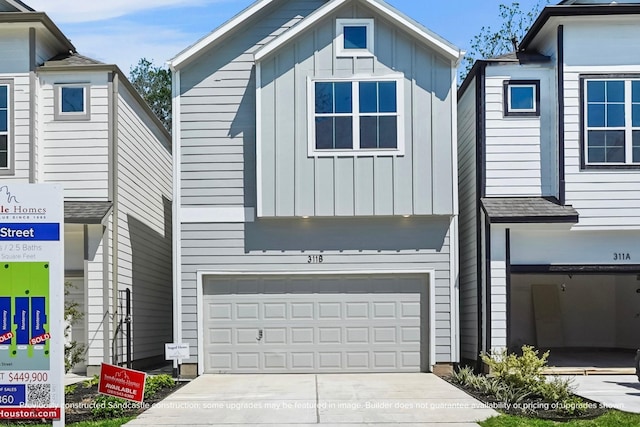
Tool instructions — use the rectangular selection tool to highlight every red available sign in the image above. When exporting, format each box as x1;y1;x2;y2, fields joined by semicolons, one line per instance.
98;363;146;403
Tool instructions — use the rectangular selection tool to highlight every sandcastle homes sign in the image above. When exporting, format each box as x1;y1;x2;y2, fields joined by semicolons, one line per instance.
0;184;64;423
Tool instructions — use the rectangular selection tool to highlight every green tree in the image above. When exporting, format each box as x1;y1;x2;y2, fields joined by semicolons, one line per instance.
129;58;172;131
462;1;547;80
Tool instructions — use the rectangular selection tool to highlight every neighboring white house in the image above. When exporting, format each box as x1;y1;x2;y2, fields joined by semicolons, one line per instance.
0;0;173;375
169;0;464;376
458;0;640;368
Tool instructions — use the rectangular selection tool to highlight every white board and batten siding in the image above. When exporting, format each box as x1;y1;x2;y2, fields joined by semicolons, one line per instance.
116;83;172;363
258;3;455;218
40;71;110;200
484;65;557;198
562;19;640;229
457;80;478;361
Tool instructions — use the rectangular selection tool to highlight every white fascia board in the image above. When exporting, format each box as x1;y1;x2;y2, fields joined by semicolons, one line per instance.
169;0;275;70
362;0;462;61
255;0;463;63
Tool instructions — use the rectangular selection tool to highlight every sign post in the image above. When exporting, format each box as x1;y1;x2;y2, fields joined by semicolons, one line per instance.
0;184;64;425
165;343;189;378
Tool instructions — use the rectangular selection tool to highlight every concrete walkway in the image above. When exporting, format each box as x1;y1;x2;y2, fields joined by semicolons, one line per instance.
571;375;640;414
124;373;497;426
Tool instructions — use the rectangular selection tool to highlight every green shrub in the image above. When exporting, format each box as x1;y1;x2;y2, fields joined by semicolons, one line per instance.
536;376;574;403
451;366;475;387
481;346;549;392
64;384;77;395
83;375;100;388
91;395;129;419
144;374;176;399
557;396;588;416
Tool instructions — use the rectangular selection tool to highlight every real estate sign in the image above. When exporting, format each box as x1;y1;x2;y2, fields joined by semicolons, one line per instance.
0;185;64;422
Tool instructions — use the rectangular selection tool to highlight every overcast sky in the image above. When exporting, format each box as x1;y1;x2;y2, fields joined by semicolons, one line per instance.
25;0;547;72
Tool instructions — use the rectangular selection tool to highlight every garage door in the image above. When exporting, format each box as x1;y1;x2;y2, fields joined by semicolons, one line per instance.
203;274;428;373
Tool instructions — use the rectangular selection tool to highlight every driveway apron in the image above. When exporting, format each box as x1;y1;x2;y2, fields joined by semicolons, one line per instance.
124;373;497;426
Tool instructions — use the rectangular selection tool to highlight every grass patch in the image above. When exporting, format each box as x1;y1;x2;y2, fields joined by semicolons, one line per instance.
480;411;640;427
0;418;135;427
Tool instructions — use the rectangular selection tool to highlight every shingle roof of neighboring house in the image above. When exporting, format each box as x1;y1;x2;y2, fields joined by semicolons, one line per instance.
43;52;104;67
481;197;579;224
64;201;113;224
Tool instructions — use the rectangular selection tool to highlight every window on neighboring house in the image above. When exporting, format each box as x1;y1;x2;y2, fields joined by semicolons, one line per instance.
336;19;374;57
55;84;90;120
310;77;403;156
0;83;9;170
583;78;640;166
504;80;540;117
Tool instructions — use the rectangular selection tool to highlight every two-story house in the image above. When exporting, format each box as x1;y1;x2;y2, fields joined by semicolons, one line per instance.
169;0;464;376
458;0;640;369
0;0;173;375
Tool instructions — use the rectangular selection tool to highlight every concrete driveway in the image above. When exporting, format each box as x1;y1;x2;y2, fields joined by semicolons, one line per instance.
124;373;497;426
571;375;640;414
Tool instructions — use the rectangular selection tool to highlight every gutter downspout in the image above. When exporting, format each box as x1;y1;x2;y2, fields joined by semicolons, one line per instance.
109;72;120;365
28;27;36;183
170;67;182;376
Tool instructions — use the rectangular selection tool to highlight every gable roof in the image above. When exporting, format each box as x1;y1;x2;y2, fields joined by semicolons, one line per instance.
170;0;276;70
0;0;33;12
254;0;462;63
520;2;640;50
170;0;462;70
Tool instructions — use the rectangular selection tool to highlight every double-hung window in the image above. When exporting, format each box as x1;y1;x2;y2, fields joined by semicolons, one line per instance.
583;77;640;166
310;77;403;156
0;82;10;171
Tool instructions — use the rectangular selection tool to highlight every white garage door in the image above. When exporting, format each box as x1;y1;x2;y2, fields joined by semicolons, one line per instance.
203;274;428;373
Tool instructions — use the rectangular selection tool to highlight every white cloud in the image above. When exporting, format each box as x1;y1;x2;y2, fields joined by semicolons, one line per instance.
26;0;217;23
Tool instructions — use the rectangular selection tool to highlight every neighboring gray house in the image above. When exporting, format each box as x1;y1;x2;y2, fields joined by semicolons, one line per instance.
169;0;464;376
458;0;640;369
0;0;173;374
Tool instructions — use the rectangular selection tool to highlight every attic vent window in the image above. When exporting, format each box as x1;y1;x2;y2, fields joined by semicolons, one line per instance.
336;19;374;57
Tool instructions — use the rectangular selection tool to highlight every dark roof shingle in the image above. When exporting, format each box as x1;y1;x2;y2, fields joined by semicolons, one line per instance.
482;197;579;223
64;201;112;224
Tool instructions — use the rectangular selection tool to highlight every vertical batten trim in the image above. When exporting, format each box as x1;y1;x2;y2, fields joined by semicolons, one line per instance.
28;27;36;183
557;25;566;205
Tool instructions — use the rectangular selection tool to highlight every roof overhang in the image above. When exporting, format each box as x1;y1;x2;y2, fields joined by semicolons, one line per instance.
481;197;579;224
254;0;463;63
169;0;463;70
4;0;33;11
0;12;75;52
520;4;640;51
64;201;113;225
169;0;276;70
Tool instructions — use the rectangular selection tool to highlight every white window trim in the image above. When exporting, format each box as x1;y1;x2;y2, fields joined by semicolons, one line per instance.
0;80;13;174
54;83;91;121
507;84;537;113
307;74;405;158
335;18;375;58
584;78;639;166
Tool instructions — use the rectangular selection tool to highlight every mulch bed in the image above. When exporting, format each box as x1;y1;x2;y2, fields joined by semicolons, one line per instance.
445;376;609;421
4;380;184;425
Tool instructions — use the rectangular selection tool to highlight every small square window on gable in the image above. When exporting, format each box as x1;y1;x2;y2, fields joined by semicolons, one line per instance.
503;80;540;117
54;84;91;121
336;18;374;57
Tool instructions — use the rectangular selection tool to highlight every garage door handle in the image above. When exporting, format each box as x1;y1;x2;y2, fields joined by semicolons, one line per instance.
256;329;263;342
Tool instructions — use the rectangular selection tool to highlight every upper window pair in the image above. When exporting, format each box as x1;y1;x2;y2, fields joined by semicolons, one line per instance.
311;78;403;156
583;78;640;166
